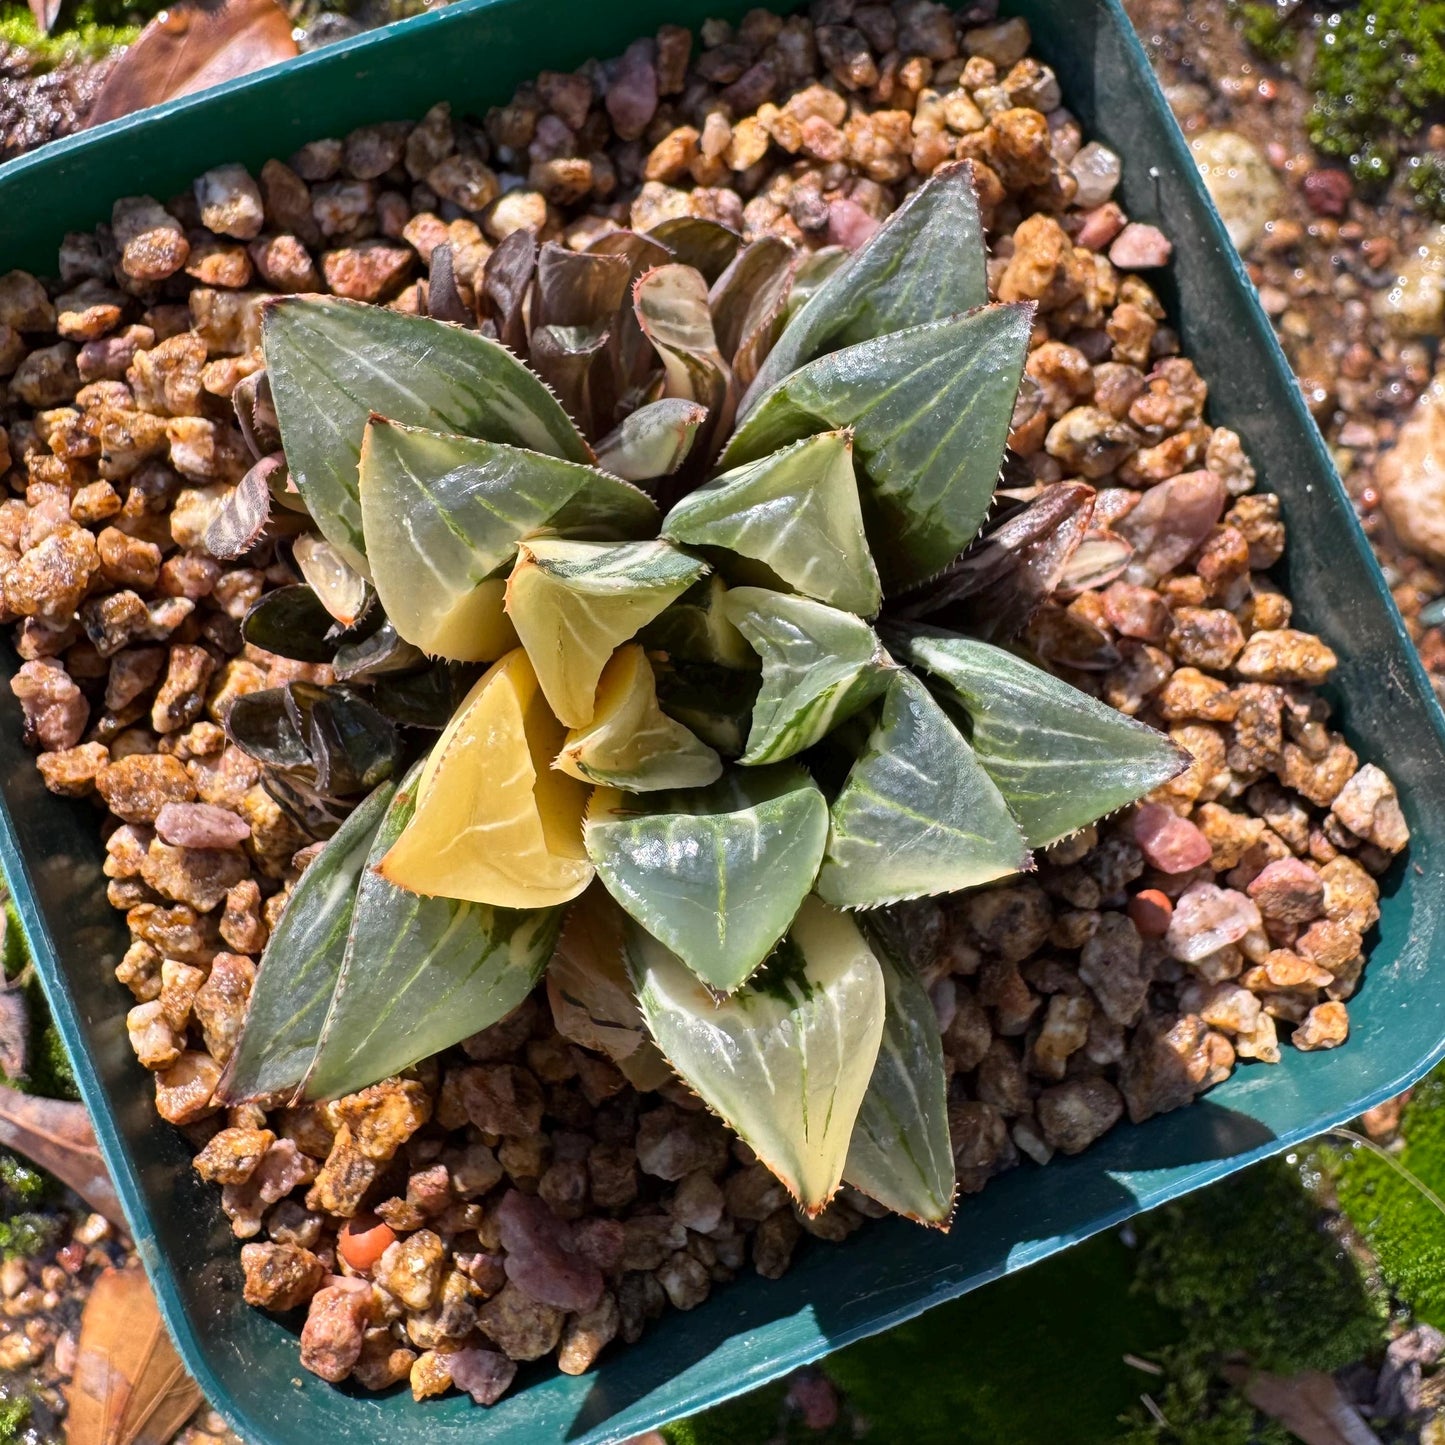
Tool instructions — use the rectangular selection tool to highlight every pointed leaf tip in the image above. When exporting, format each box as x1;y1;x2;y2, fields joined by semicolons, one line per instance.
725;305;1033;594
664;430;882;617
628;897;885;1214
818;671;1028;909
587;766;828;993
262;298;590;571
900;626;1190;847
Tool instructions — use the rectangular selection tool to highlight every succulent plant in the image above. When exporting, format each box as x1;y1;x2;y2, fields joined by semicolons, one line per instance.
217;164;1187;1227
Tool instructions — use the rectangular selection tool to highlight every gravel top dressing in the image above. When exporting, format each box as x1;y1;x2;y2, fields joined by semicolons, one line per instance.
0;0;1411;1416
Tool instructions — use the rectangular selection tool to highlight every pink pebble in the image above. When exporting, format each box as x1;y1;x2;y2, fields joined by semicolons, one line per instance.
449;1347;517;1406
154;801;251;850
1076;202;1127;252
496;1189;604;1312
1165;882;1262;964
827;197;881;251
1109;222;1174;270
1133;803;1213;873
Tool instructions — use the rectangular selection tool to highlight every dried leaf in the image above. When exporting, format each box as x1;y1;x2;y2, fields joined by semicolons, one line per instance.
535;243;632;329
709;235;796;388
587;230;673;420
66;1267;202;1445
0;984;28;1081
531;322;612;436
1222;1367;1382;1445
232;368;279;461
646;216;742;284
0;1083;124;1227
1056;527;1133;596
29;0;62;39
86;0;298;128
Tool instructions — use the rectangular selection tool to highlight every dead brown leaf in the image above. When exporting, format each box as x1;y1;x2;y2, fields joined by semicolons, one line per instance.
1223;1365;1382;1445
86;0;298;129
28;0;63;37
0;1081;124;1227
66;1267;202;1445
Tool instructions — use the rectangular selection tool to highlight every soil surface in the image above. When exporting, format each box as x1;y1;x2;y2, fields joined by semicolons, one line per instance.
1124;0;1445;698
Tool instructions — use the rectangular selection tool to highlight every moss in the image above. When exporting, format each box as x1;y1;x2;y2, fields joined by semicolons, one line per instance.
1327;1070;1445;1327
664;1382;799;1445
1117;1157;1385;1442
1308;2;1445;186
1408;153;1445;220
0;1152;53;1208
0;1393;31;1445
1232;3;1299;62
0;0;147;65
667;1232;1179;1444
0;1212;58;1260
1;902;77;1103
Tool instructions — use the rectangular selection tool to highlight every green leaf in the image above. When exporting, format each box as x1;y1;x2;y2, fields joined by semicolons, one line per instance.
262;297;590;571
304;765;562;1100
634;264;735;458
845;917;956;1226
664;431;882;616
723;587;893;765
507;538;708;727
595;398;707;481
555;643;722;791
817;672;1027;908
741;161;988;413
218;781;394;1104
628;895;885;1212
587;765;828;993
723;305;1033;594
641;574;758;671
358;419;655;661
898;626;1191;847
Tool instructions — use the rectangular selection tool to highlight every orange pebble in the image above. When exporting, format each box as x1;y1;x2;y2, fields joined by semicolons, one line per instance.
1128;888;1174;939
337;1215;395;1272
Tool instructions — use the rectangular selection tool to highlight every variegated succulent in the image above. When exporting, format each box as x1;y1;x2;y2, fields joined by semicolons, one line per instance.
216;163;1187;1227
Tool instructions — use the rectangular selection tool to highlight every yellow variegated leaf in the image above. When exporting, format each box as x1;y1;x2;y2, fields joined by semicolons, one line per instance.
381;648;593;908
555;643;721;791
506;538;707;727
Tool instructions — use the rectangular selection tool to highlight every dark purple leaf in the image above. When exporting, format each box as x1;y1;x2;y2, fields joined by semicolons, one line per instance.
891;482;1096;641
478;228;537;354
427;243;474;326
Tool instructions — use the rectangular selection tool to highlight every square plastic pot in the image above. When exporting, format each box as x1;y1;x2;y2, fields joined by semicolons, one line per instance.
1;1;1443;1440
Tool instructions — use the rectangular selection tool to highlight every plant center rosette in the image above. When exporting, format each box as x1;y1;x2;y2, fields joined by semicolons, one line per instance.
215;164;1189;1226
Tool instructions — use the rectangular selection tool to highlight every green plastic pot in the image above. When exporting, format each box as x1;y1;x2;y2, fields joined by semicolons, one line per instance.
0;1;1442;1439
